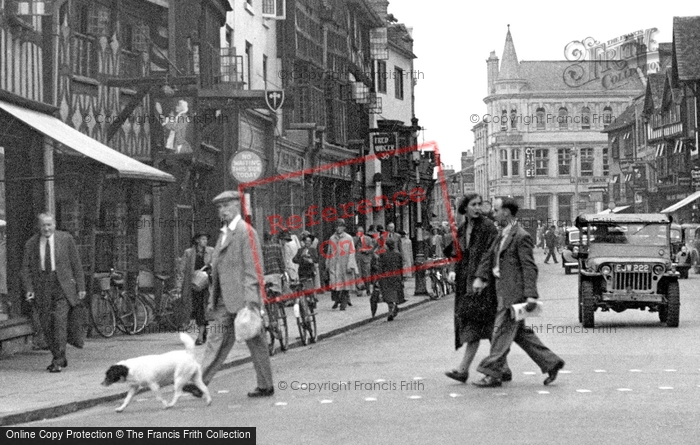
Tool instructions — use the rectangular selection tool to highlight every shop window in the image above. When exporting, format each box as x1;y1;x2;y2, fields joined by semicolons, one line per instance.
580;147;594;176
558;148;571;175
535;149;549;176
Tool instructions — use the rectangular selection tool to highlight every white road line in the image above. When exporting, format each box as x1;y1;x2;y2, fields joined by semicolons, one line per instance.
365;397;377;401
629;369;642;372
523;371;536;375
448;393;461;398
408;395;422;399
275;402;288;406
375;379;386;383
413;376;424;380
217;390;229;394
537;391;550;394
617;388;632;392
576;389;592;393
320;399;333;404
659;386;674;390
559;370;572;374
664;369;677;372
594;370;607;373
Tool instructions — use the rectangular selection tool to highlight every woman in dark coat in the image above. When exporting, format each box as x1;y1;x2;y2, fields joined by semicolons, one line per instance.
377;237;403;321
443;193;511;383
180;233;213;345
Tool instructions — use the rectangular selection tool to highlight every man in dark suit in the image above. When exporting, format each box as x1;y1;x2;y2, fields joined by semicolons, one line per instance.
472;198;564;387
184;191;274;398
21;213;85;373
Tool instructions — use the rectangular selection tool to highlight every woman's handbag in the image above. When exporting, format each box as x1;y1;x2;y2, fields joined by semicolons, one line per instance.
234;305;263;341
191;268;210;292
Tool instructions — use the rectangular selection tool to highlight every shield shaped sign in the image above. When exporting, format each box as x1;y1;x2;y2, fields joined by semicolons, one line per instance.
265;90;285;112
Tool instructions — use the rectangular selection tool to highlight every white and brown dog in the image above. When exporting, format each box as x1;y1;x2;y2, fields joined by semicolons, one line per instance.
102;332;212;412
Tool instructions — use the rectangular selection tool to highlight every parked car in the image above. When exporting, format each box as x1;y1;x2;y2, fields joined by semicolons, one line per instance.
561;227;580;275
681;223;700;274
574;213;680;328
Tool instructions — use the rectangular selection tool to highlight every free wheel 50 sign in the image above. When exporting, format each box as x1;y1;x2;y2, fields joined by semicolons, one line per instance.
371;133;397;159
230;150;263;183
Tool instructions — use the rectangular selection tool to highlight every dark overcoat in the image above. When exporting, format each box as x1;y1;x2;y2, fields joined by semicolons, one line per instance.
377;250;404;304
443;216;498;350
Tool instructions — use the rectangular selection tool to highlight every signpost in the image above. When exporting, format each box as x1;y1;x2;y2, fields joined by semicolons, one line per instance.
371;133;397;159
230;150;263;183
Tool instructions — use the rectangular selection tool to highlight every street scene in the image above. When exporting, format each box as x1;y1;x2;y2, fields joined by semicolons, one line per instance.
2;0;700;444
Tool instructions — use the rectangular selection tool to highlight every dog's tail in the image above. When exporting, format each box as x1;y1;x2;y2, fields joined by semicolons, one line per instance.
180;332;196;355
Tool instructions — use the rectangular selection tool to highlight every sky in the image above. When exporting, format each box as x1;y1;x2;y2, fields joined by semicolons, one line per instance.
386;0;700;171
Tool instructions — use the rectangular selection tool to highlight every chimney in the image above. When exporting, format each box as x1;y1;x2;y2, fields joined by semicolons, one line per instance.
487;51;499;95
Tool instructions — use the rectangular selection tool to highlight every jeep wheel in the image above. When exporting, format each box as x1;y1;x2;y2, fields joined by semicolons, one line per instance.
666;281;680;328
581;280;596;328
658;305;667;323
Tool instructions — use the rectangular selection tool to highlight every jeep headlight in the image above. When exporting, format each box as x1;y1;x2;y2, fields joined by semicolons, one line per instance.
652;264;665;275
600;265;611;275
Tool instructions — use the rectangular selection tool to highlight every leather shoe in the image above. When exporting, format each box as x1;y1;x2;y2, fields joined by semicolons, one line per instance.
247;387;274;398
472;376;502;387
182;383;204;398
195;338;205;346
445;370;468;383
502;373;513;382
544;361;565;386
332;302;339;309
46;364;62;373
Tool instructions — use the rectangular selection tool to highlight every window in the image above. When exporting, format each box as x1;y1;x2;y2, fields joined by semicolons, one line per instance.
500;149;509;177
394;67;404;99
536;107;546;130
377;61;387;93
501;110;508;132
603;106;612;128
603;148;609;176
535;149;549;176
225;25;233;48
611;137;619;159
613;176;621;201
511;148;520;176
511;109;517;130
245;41;252;89
558;107;568;130
557;148;571;175
580;147;594;176
581;106;591;129
535;195;550;222
558;195;572;224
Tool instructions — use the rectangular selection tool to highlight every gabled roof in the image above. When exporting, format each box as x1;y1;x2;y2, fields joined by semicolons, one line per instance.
673;16;700;81
601;103;636;133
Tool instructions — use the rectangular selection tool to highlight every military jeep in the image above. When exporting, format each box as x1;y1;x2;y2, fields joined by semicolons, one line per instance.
574;214;680;328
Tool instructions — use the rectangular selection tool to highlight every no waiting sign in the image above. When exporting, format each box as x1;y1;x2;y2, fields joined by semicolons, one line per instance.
230;150;263;183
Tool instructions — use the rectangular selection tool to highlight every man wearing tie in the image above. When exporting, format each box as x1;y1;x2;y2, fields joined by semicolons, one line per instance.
21;213;85;373
471;198;564;387
183;191;274;398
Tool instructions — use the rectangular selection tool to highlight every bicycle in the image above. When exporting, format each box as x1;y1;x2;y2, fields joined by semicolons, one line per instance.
134;270;186;332
290;278;318;345
425;258;450;300
262;274;289;355
89;269;138;338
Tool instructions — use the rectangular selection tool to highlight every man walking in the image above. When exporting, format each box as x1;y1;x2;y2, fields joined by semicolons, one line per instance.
543;225;559;264
472;198;564;387
183;191;274;398
21;213;85;373
325;219;358;311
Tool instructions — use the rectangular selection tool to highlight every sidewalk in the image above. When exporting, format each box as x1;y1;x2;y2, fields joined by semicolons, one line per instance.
0;280;432;426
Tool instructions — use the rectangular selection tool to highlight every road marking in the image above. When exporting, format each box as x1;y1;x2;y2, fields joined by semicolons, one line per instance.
136;398;148;402
375;379;386;383
617;388;632;392
227;405;242;409
413;376;424;380
664;369;677;372
408;395;422;400
448;393;461;398
659;386;673;390
365;397;377;402
217;390;229;394
523;371;536;375
629;369;642;372
495;393;508;396
559;370;572;374
275;402;288;406
594;370;607;373
320;399;333;404
576;389;592;393
537;391;550;395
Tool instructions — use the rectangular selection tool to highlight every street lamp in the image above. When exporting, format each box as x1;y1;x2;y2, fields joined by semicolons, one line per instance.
408;117;429;295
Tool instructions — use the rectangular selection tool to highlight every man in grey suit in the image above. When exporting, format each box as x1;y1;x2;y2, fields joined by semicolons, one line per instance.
21;213;85;373
472;198;564;387
183;191;274;398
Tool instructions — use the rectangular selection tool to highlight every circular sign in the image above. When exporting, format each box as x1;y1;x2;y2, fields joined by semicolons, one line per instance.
230;150;263;183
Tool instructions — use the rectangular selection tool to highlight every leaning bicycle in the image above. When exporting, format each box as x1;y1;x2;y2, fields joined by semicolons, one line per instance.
89;269;138;338
290;279;318;345
262;274;289;355
135;270;186;332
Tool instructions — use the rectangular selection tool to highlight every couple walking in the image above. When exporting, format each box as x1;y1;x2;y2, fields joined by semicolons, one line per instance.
444;194;564;387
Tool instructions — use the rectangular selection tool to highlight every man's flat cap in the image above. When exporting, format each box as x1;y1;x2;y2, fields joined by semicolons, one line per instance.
212;190;241;204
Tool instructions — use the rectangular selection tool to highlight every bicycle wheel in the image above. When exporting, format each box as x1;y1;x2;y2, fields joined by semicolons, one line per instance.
275;303;289;351
296;300;309;345
160;288;186;331
264;305;278;356
90;291;116;338
132;295;149;334
140;293;156;331
114;292;137;335
303;297;317;344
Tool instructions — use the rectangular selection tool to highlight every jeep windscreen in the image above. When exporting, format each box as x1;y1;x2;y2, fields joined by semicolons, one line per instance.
588;223;668;247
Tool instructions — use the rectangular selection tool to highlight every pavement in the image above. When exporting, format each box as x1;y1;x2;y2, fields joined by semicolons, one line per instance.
0;279;433;426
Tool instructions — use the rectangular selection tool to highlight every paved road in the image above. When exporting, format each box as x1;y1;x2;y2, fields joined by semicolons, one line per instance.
24;256;700;444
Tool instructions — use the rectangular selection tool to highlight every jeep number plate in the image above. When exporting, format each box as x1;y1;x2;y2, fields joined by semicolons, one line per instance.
614;264;650;272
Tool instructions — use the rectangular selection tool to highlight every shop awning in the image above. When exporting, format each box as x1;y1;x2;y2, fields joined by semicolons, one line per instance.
660;190;700;214
0;100;174;182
